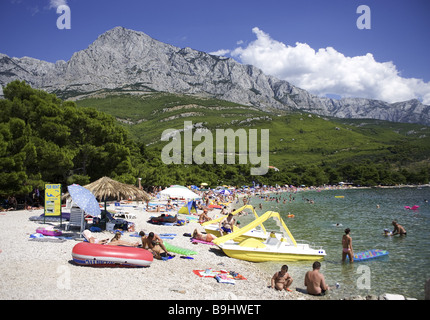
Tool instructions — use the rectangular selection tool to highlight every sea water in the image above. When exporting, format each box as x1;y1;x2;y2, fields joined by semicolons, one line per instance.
239;187;430;299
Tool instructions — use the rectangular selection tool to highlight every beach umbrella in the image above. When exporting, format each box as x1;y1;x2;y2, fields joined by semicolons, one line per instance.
159;185;200;199
67;184;101;217
83;177;151;202
218;189;231;195
83;176;151;211
63;177;151;211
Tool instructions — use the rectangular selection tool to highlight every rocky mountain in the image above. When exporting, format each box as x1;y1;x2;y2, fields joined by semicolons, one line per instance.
1;26;429;125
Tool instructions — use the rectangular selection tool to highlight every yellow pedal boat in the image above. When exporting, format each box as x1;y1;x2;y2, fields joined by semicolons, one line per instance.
212;210;326;262
202;205;279;242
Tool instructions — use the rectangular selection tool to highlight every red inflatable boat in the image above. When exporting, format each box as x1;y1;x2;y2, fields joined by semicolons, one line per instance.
72;242;153;267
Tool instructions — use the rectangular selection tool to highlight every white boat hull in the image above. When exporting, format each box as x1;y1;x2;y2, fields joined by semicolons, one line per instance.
218;240;326;262
205;224;273;242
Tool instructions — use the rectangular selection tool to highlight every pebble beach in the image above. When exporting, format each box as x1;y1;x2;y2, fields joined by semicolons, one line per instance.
0;198;418;302
0;202;318;301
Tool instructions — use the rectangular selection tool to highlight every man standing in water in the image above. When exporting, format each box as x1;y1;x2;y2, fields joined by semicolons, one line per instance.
342;228;354;262
392;220;407;236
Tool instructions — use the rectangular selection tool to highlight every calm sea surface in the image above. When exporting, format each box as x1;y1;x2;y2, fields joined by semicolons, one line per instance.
237;187;430;299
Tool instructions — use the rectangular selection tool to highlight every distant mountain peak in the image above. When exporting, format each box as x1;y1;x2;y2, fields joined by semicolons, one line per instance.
1;27;429;125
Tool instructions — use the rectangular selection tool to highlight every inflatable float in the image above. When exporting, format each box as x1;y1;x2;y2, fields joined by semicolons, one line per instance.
164;241;197;255
72;242;153;267
36;227;62;236
404;205;419;210
353;249;389;262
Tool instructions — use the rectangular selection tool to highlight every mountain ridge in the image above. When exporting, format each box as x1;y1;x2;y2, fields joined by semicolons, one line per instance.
1;26;429;125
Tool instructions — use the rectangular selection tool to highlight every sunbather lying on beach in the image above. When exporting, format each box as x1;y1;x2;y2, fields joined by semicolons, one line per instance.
150;214;178;224
146;205;165;213
108;231;139;247
82;230;109;244
192;229;217;242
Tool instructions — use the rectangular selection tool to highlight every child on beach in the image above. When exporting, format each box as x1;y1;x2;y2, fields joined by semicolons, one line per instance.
271;265;293;292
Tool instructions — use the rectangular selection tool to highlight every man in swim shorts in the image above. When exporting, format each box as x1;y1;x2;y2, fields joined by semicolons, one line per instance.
392;220;407;236
139;231;169;258
304;261;329;296
271;265;293;292
218;213;236;236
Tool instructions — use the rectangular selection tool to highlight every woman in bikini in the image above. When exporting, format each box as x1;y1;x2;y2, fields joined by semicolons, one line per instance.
342;228;354;262
108;231;139;247
193;229;217;242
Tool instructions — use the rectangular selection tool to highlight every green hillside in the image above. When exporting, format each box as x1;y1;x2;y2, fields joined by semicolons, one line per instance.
75;91;430;175
2;81;428;198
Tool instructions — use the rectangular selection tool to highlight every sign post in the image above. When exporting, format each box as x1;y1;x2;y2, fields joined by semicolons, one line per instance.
44;184;62;226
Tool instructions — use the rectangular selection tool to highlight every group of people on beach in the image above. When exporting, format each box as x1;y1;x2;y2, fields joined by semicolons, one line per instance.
341;220;407;263
271;262;329;296
271;219;407;296
83;229;172;259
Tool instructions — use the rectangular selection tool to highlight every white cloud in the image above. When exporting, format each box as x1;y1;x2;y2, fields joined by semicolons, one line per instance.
228;27;430;104
49;0;68;9
209;49;231;57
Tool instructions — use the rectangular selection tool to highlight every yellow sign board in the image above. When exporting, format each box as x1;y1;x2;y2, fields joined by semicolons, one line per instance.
44;184;62;216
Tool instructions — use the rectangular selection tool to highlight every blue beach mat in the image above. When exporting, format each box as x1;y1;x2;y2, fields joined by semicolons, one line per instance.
353;249;389;261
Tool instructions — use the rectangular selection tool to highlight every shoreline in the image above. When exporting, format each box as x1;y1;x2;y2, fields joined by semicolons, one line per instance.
0;195;419;300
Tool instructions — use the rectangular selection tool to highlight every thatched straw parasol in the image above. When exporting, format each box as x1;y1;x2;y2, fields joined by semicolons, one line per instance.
84;176;151;203
64;177;151;211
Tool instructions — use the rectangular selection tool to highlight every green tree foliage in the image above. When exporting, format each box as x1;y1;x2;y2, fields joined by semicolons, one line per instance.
0;81;428;198
0;81;141;195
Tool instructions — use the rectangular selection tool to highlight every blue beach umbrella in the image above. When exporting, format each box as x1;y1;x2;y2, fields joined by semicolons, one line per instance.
67;184;101;217
218;189;231;195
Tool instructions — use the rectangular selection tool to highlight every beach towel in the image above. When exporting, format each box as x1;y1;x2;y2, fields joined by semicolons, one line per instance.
192;269;247;280
215;274;236;285
193;269;221;278
190;238;215;245
161;255;175;261
29;234;67;242
29;238;67;243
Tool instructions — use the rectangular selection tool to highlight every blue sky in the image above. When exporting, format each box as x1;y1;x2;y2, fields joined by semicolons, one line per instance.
1;0;429;103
